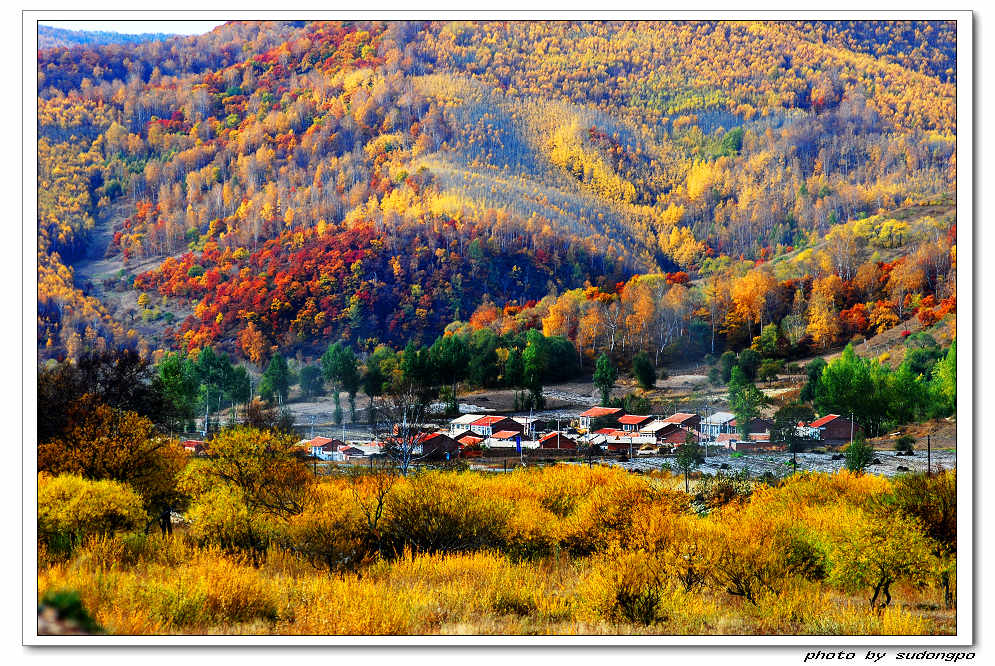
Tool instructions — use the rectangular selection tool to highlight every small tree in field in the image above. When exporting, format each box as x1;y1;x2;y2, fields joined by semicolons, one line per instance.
845;435;874;474
828;513;936;610
185;427;313;561
675;433;703;493
894;435;915;455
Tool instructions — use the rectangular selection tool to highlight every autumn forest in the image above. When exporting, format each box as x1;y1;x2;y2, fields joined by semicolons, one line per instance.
38;20;955;369
35;19;960;638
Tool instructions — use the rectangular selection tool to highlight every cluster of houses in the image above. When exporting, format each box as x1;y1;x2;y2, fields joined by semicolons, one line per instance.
571;407;860;454
183;410;860;462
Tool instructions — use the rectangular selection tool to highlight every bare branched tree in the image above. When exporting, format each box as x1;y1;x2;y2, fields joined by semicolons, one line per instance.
370;381;434;476
346;457;398;558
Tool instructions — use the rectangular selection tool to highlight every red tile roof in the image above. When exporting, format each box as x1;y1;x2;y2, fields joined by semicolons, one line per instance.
457;434;483;446
618;414;652;425
471;415;507;426
594;427;616;435
662;412;696;424
580;406;623;418
749;433;771;442
809;414;841;428
491;430;521;440
716;433;740;443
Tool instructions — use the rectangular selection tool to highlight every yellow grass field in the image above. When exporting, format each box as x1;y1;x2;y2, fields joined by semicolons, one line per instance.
37;466;956;636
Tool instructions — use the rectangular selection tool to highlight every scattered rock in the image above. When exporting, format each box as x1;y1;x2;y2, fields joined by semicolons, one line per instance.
720;463;730;470
831;454;844;461
897;466;910;472
871;458;883;465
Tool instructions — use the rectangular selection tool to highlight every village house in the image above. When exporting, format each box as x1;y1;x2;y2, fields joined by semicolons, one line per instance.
617;414;654;432
700;411;735;439
660;412;701;430
469;415;524;438
808;414;861;442
729;416;774;435
637;420;672;440
338;445;367;459
456;433;483;447
484;431;539;450
181;439;205;454
594;428;656;451
538;432;577;450
416;432;460;460
578;406;625;431
638;420;695;445
448;413;483;438
657;425;700;446
306;436;346;460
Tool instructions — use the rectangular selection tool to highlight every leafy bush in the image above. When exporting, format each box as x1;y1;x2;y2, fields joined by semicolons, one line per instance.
895;435;915;455
845;437;875;473
38;473;146;553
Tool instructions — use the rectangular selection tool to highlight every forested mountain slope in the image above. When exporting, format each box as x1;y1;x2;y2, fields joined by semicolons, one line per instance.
37;20;956;363
38;25;178;49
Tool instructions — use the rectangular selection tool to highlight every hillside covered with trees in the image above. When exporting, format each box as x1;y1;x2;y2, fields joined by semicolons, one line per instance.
37;20;956;376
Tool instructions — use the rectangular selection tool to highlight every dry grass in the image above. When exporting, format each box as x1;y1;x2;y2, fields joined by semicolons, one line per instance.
37;466;956;636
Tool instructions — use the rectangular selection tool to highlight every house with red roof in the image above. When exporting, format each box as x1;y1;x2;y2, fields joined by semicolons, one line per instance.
808;414;860;442
307;436;346;460
456;433;483;447
182;439;205;454
658;425;700;446
578;406;624;431
538;432;577;450
618;414;654;432
416;432;460;460
660;412;701;430
728;417;774;435
469;416;524;438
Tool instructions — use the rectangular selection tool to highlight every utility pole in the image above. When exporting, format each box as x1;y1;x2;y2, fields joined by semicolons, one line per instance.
202;388;209;438
927;434;931;476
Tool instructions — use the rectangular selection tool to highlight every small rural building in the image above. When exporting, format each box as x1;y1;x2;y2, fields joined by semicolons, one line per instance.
449;414;484;437
729;417;774;435
809;414;861;442
639;420;673;439
338;445;367;458
600;429;656;448
417;432;460;460
658;425;700;446
538;432;578;450
484;432;539;450
456;433;483;447
701;411;735;439
715;433;741;448
660;412;701;430
639;421;695;444
618;414;654;432
308;437;346;460
470;416;524;438
578;406;625;431
182;439;205;454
